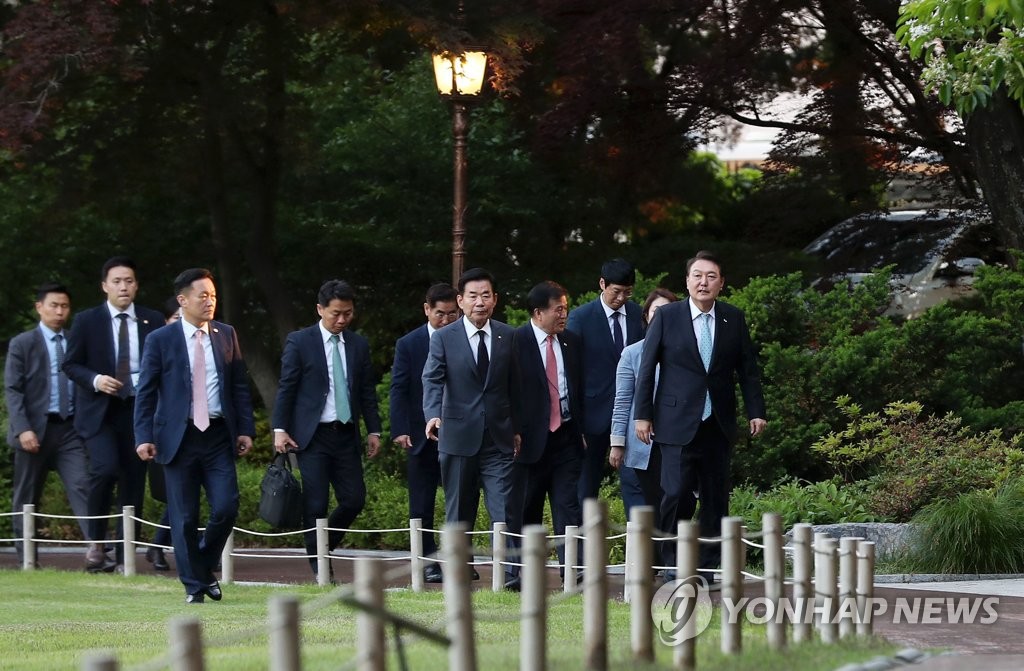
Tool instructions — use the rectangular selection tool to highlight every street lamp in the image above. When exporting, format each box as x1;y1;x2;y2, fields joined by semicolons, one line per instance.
432;49;488;285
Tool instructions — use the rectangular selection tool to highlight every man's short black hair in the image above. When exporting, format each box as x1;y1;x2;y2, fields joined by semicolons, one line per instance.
457;268;496;294
425;283;458;306
685;250;724;276
526;281;568;314
173;268;214;295
101;256;137;281
36;282;70;302
318;279;356;307
162;296;181;321
600;258;635;286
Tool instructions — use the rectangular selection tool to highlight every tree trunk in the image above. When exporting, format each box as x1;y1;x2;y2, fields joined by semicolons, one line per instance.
967;90;1024;264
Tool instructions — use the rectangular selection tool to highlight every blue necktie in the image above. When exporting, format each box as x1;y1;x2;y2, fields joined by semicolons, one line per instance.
699;313;713;420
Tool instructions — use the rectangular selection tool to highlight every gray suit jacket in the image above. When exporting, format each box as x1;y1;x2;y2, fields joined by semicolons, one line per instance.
5;328;61;447
421;318;520;457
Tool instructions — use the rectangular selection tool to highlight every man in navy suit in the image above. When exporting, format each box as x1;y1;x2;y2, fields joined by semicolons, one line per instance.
134;268;255;603
422;268;521;550
5;283;90;567
566;258;643;508
389;283;460;584
64;256;164;571
273;279;382;581
505;281;585;590
635;251;767;574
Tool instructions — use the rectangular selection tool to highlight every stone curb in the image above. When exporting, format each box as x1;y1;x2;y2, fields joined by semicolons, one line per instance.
874;573;1024;584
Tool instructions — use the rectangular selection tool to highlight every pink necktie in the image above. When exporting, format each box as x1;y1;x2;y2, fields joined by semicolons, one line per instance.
546;335;562;432
192;331;210;431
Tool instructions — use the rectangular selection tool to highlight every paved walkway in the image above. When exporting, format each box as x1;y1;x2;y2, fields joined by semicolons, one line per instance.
4;547;1024;667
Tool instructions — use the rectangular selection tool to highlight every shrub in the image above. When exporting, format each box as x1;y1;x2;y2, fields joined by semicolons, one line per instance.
907;480;1024;574
730;478;877;531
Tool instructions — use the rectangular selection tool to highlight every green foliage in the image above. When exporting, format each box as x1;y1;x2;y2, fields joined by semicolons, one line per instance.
907;479;1024;574
813;398;1024;521
731;478;877;531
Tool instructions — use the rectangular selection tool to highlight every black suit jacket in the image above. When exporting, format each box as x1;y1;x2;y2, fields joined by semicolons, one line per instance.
634;299;765;445
566;296;643;435
64;302;164;439
133;320;255;464
512;324;585;464
389;324;432;456
271;324;382;450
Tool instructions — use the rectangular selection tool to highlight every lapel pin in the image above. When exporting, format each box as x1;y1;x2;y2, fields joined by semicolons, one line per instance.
213;328;220;333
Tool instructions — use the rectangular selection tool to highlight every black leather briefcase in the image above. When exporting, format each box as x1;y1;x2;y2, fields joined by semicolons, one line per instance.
258;453;303;530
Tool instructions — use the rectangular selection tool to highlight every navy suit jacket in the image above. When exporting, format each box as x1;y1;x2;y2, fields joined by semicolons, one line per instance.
270;324;382;450
421;318;520;457
5;328;66;447
133;320;255;465
64;302;164;439
389;324;432;456
565;296;642;435
634;299;765;446
512;324;585;464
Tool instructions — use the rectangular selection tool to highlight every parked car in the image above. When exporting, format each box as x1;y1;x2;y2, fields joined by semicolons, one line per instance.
803;209;1007;318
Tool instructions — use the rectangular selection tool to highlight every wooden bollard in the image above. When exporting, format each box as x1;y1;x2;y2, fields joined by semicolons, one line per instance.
22;504;36;571
521;525;548;671
122;506;136;577
493;521;508;593
628;506;655;662
674;520;700;671
443;523;477;671
814;534;838;643
583;498;608;671
623;520;634;605
838;537;860;639
80;652;118;670
790;524;813;643
356;558;386;671
268;594;300;671
316;518;330;587
564;524;579;594
169;617;205;671
762;513;786;651
720;516;744;655
856;541;876;637
410;518;425;593
220;530;234;585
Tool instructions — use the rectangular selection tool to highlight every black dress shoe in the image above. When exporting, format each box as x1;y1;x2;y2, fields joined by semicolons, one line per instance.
503;575;522;592
203;580;223;601
146;547;170;571
185;593;205;604
86;557;118;574
424;565;444;584
470;567;480;581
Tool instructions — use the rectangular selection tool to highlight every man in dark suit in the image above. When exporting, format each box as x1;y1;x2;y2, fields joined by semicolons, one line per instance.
635;250;767;574
422;268;521;555
64;256;164;571
389;283;460;584
273;279;382;581
5;282;90;567
505;281;585;590
135;268;255;604
566;258;643;507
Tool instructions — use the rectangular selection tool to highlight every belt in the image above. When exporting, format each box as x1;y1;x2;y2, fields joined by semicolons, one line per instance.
318;420;354;431
189;416;226;427
46;413;72;423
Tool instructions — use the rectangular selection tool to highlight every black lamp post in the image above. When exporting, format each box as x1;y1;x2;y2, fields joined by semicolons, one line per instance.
432;47;487;285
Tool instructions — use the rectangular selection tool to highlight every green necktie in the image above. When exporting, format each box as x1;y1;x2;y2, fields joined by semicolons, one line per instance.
330;334;352;423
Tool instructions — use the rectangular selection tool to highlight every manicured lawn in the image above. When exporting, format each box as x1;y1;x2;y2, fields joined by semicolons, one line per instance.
0;569;896;670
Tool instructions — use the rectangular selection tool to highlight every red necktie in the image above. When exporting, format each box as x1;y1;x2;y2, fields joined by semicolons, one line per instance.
192;330;210;431
546;335;562;432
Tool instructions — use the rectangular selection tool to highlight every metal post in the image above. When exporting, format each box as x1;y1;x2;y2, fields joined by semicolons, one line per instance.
791;524;814;643
450;101;469;285
220;530;234;585
674;521;700;671
814;534;838;643
564;524;579;594
521;525;548;671
356;558;386;671
628;506;654;662
268;595;300;671
169;617;205;671
410;518;425;593
583;499;608;671
720;516;744;655
22;504;36;571
492;521;507;593
316;518;330;587
762;513;786;650
122;506;136;577
856;541;876;637
839;536;860;639
443;523;477;671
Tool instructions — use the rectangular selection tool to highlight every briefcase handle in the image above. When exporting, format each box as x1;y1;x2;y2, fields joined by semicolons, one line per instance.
272;452;295;471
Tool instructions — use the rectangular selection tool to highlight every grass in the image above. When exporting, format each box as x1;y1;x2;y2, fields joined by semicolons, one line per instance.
0;569;897;670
